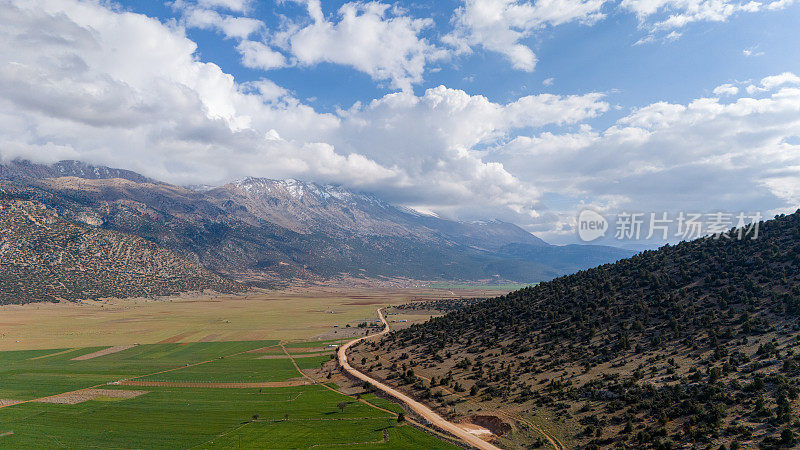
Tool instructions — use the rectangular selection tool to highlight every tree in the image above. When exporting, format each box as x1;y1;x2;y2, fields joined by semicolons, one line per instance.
337;401;348;412
781;429;795;446
251;413;259;421
397;412;405;423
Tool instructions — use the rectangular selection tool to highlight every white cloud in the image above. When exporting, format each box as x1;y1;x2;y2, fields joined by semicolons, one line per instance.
5;0;800;240
761;72;800;89
743;45;765;57
181;7;263;40
745;72;800;94
237;40;288;70
623;0;797;41
542;77;554;86
172;1;288;71
445;0;607;72
196;0;251;13
713;83;739;96
276;0;444;91
0;0;610;225
492;74;800;241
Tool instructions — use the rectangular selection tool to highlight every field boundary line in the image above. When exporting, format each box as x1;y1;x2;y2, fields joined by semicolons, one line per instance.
28;348;79;360
280;341;402;418
186;421;253;449
0;342;282;410
123;342;281;382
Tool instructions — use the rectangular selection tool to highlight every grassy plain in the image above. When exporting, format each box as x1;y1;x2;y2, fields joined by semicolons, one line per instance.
0;287;501;448
0;340;457;449
0;287;494;351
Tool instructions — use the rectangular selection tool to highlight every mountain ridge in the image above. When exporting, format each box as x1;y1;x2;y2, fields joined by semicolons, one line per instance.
0;191;240;304
0;159;631;284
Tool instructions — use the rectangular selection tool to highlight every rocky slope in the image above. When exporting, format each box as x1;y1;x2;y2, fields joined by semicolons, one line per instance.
0;193;240;304
353;212;800;449
1;160;631;283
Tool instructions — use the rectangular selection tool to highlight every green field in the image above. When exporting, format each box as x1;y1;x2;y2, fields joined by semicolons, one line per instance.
0;341;456;449
424;281;535;291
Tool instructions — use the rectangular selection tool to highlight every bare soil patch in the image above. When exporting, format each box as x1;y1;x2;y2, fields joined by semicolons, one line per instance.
0;399;22;407
36;389;148;405
157;331;198;344
342;300;384;306
257;353;332;360
113;379;313;388
285;347;332;353
28;348;77;360
463;415;511;437
71;345;137;360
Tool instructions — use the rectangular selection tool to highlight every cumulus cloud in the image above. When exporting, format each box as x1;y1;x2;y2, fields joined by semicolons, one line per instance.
181;6;263;39
195;0;252;13
4;0;799;242
237;40;288;70
744;72;800;94
0;0;610;225
327;87;608;216
713;84;739;96
172;1;290;72
445;0;607;71
492;73;800;241
623;0;797;41
273;0;444;91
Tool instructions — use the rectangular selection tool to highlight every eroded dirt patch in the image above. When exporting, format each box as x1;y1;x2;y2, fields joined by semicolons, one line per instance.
36;389;148;405
28;348;78;360
0;399;22;407
257;352;332;360
465;415;511;437
157;331;197;344
71;345;137;360
113;379;313;388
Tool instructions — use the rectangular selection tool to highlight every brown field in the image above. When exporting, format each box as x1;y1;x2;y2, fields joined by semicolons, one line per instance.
70;345;138;360
0;286;509;350
257;352;332;359
36;389;149;405
112;380;313;388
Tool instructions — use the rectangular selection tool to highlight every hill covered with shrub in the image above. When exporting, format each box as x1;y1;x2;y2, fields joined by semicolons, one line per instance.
352;212;800;449
0;193;240;304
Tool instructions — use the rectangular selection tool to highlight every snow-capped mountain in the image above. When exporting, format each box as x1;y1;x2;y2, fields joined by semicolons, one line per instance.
1;160;632;283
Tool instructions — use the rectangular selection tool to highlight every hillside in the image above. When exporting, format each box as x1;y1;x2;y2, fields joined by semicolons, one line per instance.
351;212;800;449
1;160;631;283
0;193;240;304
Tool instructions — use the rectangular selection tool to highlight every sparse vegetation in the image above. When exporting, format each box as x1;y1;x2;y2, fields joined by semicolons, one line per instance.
352;212;800;448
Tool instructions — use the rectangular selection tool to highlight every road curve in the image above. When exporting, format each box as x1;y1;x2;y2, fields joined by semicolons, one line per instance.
337;309;501;450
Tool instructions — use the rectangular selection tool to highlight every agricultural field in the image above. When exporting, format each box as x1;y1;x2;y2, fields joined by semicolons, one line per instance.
0;287;490;351
0;340;457;448
0;288;510;448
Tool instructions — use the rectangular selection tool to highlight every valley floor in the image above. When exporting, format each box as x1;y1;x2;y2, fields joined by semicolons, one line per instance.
0;287;515;449
0;286;503;351
0;340;457;448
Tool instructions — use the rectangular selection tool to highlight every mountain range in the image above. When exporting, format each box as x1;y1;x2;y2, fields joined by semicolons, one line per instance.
0;160;631;286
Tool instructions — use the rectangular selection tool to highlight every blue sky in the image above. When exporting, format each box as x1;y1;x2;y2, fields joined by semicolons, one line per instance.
120;0;800;120
1;0;800;244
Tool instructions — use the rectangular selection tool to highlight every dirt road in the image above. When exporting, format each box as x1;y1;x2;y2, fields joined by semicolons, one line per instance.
337;309;501;450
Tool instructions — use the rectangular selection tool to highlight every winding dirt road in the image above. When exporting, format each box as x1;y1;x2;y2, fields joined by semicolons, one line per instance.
337;309;501;450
